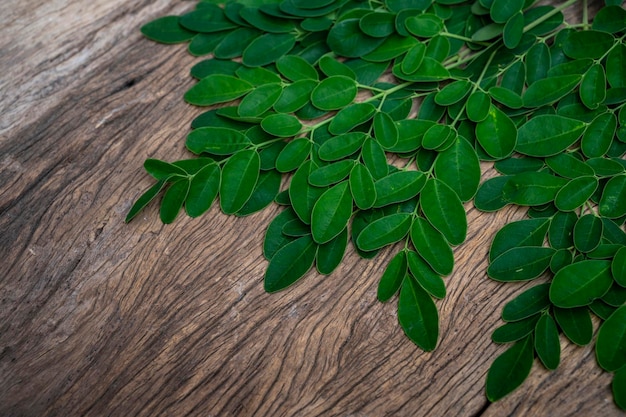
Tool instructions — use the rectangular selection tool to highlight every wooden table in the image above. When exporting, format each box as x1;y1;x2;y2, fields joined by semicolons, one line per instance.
1;1;621;415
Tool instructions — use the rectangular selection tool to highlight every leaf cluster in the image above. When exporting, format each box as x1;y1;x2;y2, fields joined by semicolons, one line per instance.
130;0;626;410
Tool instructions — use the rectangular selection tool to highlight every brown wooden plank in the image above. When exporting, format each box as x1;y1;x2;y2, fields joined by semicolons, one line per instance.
0;1;622;416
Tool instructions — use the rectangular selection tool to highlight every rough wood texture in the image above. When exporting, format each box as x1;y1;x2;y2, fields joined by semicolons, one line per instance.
0;1;621;416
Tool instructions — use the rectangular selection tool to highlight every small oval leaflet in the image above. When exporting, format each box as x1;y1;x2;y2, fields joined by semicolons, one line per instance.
265;235;318;293
549;260;613;308
311;182;353;244
220;149;260;215
398;275;439;352
410;216;454;276
377;251;407;302
596;305;626;372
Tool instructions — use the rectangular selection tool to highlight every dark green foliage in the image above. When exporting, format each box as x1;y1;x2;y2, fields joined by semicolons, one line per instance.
129;0;626;411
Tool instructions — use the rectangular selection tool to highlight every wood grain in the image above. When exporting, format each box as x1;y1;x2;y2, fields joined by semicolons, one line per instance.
0;1;621;416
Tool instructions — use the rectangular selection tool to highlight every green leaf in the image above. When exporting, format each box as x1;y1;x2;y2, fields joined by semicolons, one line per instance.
318;55;357;79
318;132;367;161
525;41;550;85
516;115;586;157
363;34;418;63
264;208;298;260
238;83;282;118
389;119;434;152
126;180;168;223
607;43;626;88
237;169;281;216
410;216;454;276
190;58;241;80
185;75;254;106
329;102;376;135
485;335;534;402
316;227;348;275
562;30;615;59
373;111;399;149
422;124;455;151
275;138;312;173
274;79;317;113
492;315;540;344
311;76;358;111
143;159;187;181
311;182;353;244
592;5;626;33
502;171;567;205
398;275;439;351
421;178;467;246
360;12;396;38
580;64;607;110
494;157;544;175
361;137;388;180
405;13;443;38
276;55;319;81
490;0;524;23
214;27;261;60
488;247;555;282
356;213;412;251
407;251;446;299
141;16;196;44
472;23;504;42
401;42;427;74
488;86;523;109
587;157;625;177
160;179;190;224
186;127;251;156
534;314;560;370
553;306;593;346
220;149;260;214
242;33;296;67
466;90;491;122
392;57;450;82
596;305;626;372
554;176;598;211
582;112;617;158
545;152;595;179
264;235;318;293
475;105;517;159
502;283;551;322
240;6;296;33
489;218;550;262
378;251;407;302
434;80;471;106
261;113;302;137
309;160;354;187
474;176;510;212
522;75;582;108
185;163;220;217
327;19;386;58
550;260;613;308
349;163;376;210
548;211;577;250
573;214;603;253
613;246;626;287
435;136;480;202
290;160;326;224
179;6;236;33
599;175;626;218
374;171;426;208
503;12;524;49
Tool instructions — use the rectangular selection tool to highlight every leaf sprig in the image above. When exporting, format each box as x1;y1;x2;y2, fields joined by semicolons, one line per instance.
128;0;626;410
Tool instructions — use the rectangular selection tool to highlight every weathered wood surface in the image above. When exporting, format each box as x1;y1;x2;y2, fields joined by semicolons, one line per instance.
0;1;620;416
